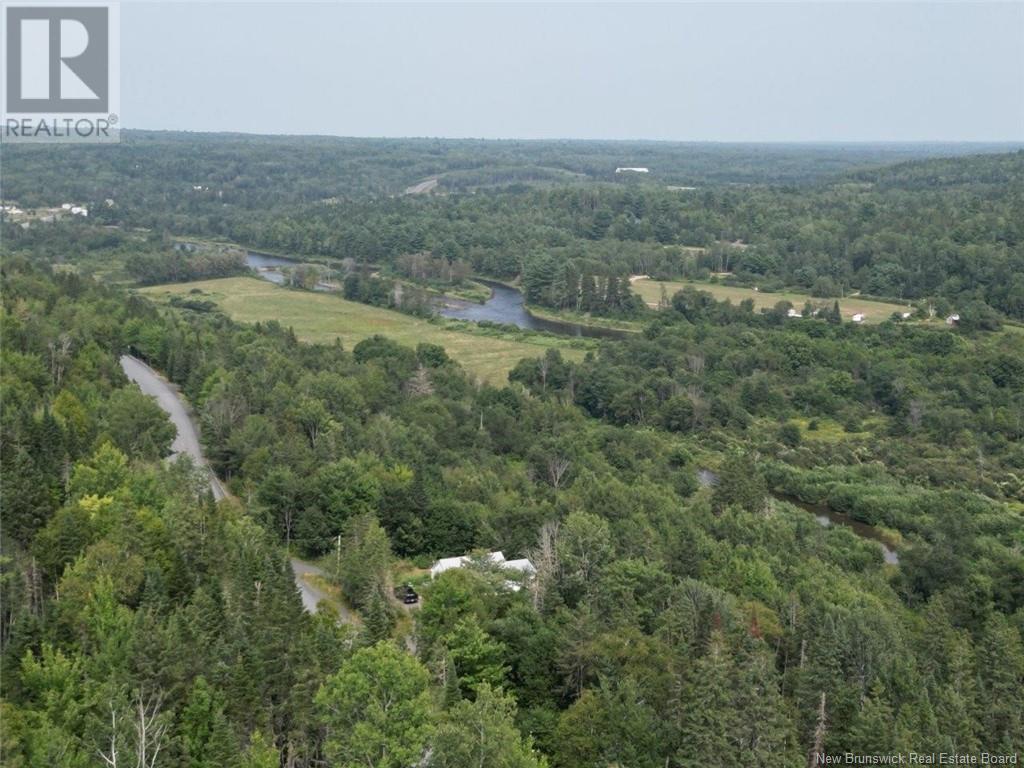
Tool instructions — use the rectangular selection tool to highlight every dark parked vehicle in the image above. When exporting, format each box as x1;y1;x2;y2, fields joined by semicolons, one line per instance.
394;584;419;604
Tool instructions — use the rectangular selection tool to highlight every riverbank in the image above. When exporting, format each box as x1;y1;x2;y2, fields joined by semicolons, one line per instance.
437;278;633;340
238;248;642;340
524;304;644;334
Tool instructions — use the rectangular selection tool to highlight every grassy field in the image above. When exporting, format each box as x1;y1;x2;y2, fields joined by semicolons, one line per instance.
525;305;644;333
139;277;583;382
632;278;912;323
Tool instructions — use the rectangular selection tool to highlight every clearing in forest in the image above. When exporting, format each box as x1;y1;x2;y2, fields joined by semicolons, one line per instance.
631;278;912;322
139;277;583;382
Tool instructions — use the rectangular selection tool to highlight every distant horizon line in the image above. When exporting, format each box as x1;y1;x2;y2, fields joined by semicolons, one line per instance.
118;128;1024;146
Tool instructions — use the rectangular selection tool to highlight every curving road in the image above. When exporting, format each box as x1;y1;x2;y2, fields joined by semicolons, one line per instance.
120;355;228;500
120;354;335;612
289;559;355;620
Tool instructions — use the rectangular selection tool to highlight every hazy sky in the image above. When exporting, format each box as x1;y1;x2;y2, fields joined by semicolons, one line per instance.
124;2;1024;141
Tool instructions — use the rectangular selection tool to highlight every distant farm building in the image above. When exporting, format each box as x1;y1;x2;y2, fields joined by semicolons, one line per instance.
851;313;866;323
946;313;960;326
615;167;649;173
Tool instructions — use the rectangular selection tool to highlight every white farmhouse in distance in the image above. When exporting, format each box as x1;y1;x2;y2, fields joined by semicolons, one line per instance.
851;313;866;323
946;313;960;325
615;167;649;173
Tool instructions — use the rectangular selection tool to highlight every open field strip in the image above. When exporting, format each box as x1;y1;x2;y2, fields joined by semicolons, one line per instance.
632;278;912;322
525;304;644;333
139;277;583;382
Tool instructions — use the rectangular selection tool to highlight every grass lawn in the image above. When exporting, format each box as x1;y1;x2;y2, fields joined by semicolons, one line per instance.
632;278;912;323
139;277;583;382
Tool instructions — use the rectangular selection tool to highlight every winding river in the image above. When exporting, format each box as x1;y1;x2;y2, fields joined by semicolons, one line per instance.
245;251;295;285
436;279;630;340
244;253;628;340
784;496;899;565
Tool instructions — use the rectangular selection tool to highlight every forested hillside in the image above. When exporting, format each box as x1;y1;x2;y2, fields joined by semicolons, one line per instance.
3;238;1022;765
3;138;1024;766
3;136;1022;319
3;133;1002;207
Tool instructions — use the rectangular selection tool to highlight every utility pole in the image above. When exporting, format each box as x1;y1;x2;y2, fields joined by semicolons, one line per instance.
336;533;342;579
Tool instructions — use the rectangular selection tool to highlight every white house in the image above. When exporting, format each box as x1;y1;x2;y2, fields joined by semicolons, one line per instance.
503;558;537;575
615;167;649;173
429;551;535;580
851;313;866;323
429;556;469;578
787;308;802;318
946;313;960;325
901;312;912;320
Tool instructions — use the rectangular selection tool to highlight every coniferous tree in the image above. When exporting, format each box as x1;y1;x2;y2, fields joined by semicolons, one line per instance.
733;642;797;766
677;631;736;768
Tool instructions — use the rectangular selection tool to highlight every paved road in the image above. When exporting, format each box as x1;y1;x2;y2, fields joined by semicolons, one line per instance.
121;354;348;615
119;354;226;500
289;558;357;620
290;559;329;616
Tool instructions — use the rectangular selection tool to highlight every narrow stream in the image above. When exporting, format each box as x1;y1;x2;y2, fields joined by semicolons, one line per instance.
781;495;900;565
697;469;899;564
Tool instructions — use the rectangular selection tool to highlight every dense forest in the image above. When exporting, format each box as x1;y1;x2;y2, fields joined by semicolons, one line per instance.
2;137;1023;766
3;135;1023;319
